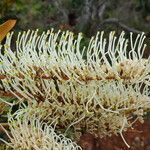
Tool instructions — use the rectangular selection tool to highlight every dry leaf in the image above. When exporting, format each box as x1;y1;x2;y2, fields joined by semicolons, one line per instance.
0;19;16;42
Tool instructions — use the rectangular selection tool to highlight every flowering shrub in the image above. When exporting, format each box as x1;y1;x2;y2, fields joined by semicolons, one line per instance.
0;30;149;148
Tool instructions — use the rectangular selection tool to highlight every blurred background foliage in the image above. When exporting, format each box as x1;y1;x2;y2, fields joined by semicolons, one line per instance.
0;0;150;36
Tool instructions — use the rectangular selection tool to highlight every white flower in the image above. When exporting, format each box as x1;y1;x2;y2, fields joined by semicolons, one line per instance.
0;30;149;83
0;109;81;150
0;30;149;147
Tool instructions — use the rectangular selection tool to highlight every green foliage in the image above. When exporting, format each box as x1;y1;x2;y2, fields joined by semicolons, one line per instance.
144;112;150;119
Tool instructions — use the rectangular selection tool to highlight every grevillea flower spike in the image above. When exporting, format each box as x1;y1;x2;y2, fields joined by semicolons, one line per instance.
0;30;149;148
0;109;81;150
0;30;149;84
0;30;149;99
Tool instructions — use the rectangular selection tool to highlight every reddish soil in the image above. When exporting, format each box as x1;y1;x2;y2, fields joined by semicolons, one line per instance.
78;120;150;150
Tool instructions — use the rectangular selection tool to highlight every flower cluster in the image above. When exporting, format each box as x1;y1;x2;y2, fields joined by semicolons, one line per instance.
0;109;81;150
0;31;149;83
0;30;149;147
